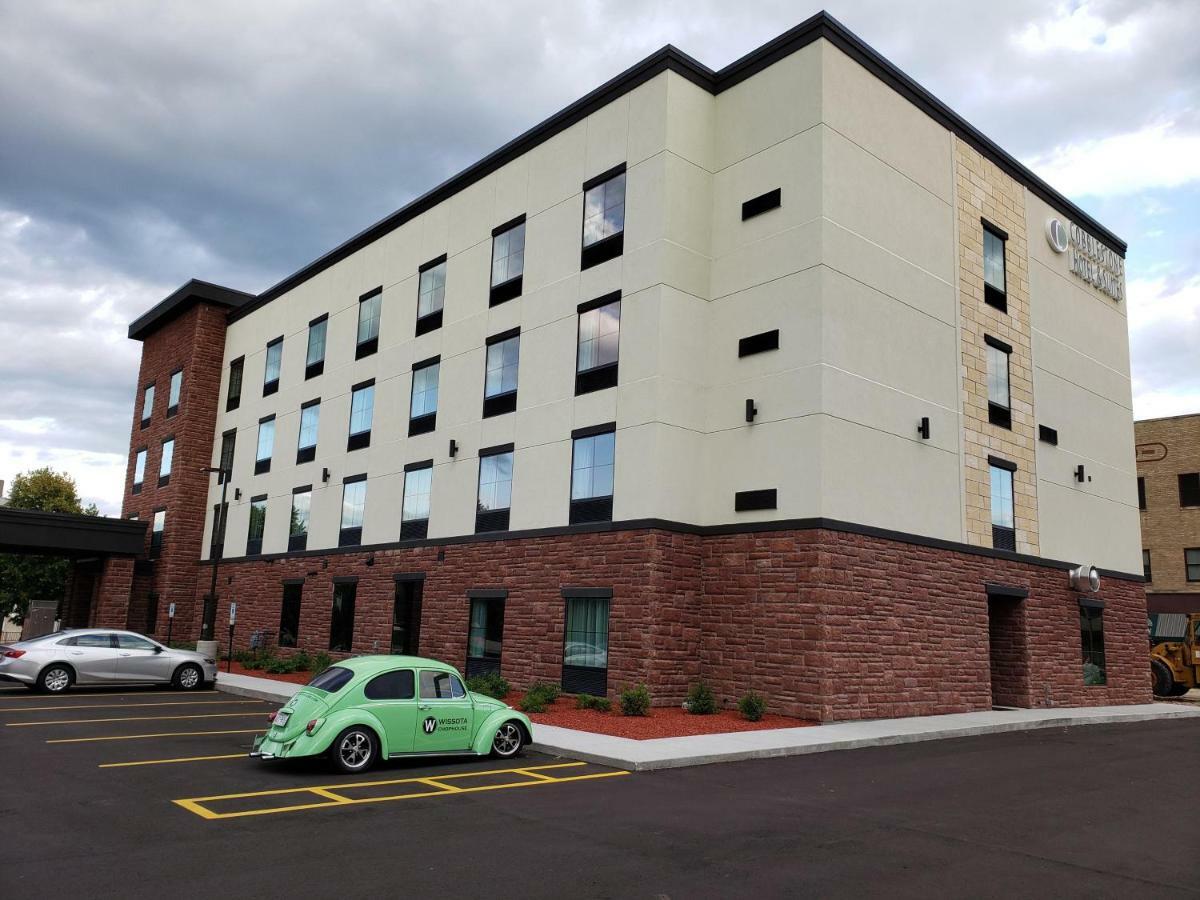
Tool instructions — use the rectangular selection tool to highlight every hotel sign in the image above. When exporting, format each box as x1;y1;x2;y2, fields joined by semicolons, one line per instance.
1046;218;1124;302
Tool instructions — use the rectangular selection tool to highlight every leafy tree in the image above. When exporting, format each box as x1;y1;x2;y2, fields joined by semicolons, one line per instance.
0;468;98;624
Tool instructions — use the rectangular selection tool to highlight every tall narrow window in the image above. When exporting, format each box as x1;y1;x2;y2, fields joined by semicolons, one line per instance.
329;581;357;653
581;164;626;269
562;590;610;696
476;446;513;534
246;494;267;556
289;487;311;552
466;592;505;677
1138;476;1147;510
306;314;327;379
347;380;374;451
279;582;302;648
226;357;244;412
1143;550;1152;583
150;509;165;558
158;437;174;487
140;383;155;427
296;399;320;464
985;335;1012;429
356;288;382;359
1079;603;1106;685
570;425;615;524
490;216;525;306
1187;548;1200;582
392;579;423;655
167;370;182;417
263;336;283;396
989;458;1016;551
132;448;147;494
210;502;227;557
218;429;236;484
576;293;621;395
416;256;446;336
483;330;519;418
409;358;439;436
255;415;275;475
401;461;433;540
1179;473;1200;507
339;475;367;547
983;220;1008;312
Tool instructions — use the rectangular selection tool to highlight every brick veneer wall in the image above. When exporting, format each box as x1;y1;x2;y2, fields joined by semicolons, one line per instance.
1136;414;1200;599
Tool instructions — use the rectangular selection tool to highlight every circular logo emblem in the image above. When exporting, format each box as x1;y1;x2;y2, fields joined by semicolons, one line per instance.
422;716;438;734
1046;218;1069;254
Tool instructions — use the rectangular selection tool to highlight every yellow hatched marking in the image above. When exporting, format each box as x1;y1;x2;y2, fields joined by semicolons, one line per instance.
9;711;268;727
417;778;463;793
2;700;260;713
309;787;351;803
509;767;557;782
48;728;261;744
99;753;246;768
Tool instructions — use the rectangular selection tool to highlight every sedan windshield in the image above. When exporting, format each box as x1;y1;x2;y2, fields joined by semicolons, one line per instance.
307;666;354;693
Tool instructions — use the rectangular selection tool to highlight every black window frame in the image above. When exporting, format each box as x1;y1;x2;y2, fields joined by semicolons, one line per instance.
989;455;1017;551
277;581;302;648
580;163;626;270
209;502;227;559
1187;548;1200;583
305;313;328;379
166;368;182;418
289;485;311;552
391;575;424;656
226;356;244;412
338;474;367;548
1142;550;1152;583
150;508;166;558
1079;601;1106;685
1179;473;1200;508
982;219;1009;313
246;493;267;556
347;379;375;451
984;335;1012;430
415;254;447;336
400;460;433;540
482;328;520;419
254;414;275;475
158;436;174;488
132;447;148;494
561;587;611;696
329;579;357;653
296;397;320;465
218;428;236;485
263;336;283;397
1138;476;1147;510
465;589;506;677
569;423;615;524
489;214;526;306
575;292;621;396
475;444;514;534
140;382;155;428
408;356;439;436
356;287;382;359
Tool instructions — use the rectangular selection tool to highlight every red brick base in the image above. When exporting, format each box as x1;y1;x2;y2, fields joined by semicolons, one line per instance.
92;526;1151;721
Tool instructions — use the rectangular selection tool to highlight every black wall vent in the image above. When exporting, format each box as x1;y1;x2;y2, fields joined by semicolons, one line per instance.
742;188;782;220
738;329;780;357
734;489;777;512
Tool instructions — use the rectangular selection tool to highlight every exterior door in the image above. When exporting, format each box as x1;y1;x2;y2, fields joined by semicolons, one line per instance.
412;669;473;752
362;669;417;756
114;633;174;682
64;633;119;683
391;579;422;655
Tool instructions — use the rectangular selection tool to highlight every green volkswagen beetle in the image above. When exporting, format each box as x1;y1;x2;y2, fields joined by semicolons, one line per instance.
249;655;533;774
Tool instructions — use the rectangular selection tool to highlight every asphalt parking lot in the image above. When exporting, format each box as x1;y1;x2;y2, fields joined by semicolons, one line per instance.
2;681;1198;898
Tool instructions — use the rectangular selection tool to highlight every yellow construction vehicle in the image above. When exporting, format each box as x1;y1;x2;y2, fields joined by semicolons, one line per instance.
1150;613;1200;697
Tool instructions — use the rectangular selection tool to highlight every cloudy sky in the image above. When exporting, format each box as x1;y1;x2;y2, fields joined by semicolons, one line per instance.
1;0;1197;514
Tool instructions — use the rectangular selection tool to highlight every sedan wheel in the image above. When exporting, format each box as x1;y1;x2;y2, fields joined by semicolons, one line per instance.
39;666;72;694
491;721;524;758
173;664;203;691
331;727;377;774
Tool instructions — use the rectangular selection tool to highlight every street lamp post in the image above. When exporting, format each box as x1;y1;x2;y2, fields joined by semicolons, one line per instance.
200;465;230;643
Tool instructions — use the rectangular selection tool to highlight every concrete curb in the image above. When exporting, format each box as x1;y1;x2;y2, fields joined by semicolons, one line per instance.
215;672;300;703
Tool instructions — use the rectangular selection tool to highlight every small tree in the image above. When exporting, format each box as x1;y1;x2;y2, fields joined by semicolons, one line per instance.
0;468;98;624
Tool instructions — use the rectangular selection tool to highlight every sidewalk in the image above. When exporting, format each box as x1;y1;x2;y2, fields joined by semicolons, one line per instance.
215;671;1200;771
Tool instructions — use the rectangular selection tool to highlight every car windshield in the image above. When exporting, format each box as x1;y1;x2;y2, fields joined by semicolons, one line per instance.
307;666;354;693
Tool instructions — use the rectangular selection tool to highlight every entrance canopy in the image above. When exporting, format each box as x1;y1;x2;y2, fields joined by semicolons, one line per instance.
0;508;146;557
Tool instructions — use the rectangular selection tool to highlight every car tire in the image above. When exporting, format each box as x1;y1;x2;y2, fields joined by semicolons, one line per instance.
172;664;204;691
1151;659;1175;697
38;664;73;694
490;720;525;759
330;726;378;774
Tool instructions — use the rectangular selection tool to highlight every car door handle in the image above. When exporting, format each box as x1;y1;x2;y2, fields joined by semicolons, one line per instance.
418;704;431;710
70;651;84;656
119;652;132;657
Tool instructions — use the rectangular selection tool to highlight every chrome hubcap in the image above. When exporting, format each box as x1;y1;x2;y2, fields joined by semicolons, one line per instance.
45;669;69;692
340;732;371;768
493;723;521;756
179;667;199;688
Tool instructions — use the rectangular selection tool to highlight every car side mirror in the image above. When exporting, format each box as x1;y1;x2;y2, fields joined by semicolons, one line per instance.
153;646;164;654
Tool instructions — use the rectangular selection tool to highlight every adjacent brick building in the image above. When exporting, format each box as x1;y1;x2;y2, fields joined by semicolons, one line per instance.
77;13;1150;720
1136;413;1200;615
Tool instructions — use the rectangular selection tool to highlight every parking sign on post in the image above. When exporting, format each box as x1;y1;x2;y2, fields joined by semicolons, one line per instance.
227;602;237;673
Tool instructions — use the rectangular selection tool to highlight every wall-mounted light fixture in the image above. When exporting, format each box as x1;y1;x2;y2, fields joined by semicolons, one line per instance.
321;467;331;483
366;555;375;567
449;439;458;458
745;399;758;423
233;488;242;501
1074;464;1086;483
917;417;930;440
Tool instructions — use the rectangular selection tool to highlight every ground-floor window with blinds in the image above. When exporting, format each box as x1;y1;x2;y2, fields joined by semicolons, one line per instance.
562;590;610;696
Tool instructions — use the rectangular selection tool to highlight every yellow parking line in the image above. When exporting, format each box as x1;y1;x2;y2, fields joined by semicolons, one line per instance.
48;728;261;744
99;753;246;768
8;711;268;727
418;777;463;793
1;700;261;713
0;690;219;702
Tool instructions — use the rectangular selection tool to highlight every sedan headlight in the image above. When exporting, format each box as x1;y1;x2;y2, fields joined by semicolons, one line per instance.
203;658;216;664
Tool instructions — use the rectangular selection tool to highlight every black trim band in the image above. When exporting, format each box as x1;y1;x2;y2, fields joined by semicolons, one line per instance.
293;484;313;494
309;312;329;326
492;213;526;237
582;162;626;192
987;455;1017;472
404;459;434;472
413;354;440;371
985;583;1029;600
572;422;616;440
332;576;359;585
419;253;447;273
562;587;614;599
301;397;321;409
984;334;1013;354
466;589;508;600
351;378;375;392
258;413;275;424
578;290;622;314
343;473;367;485
393;572;425;583
359;285;382;301
486;326;521;345
479;443;515;458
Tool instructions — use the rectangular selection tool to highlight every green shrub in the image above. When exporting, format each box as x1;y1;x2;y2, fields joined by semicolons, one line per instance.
686;681;717;715
519;692;548;713
526;681;560;703
575;693;613;712
264;655;300;674
738;692;767;722
620;684;651;717
466;672;511;700
290;650;313;672
312;651;334;673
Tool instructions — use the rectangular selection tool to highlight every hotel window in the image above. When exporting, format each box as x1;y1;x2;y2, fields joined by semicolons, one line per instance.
218;428;236;484
1143;550;1152;583
263;336;283;396
1138;476;1147;510
246;494;267;556
570;425;615;524
483;330;519;418
278;582;302;648
209;503;227;557
985;335;1012;429
226;357;244;412
140;383;155;427
150;509;165;558
158;437;174;487
1179;473;1200;507
415;255;446;336
576;293;621;395
401;461;433;540
339;475;367;547
1079;603;1106;685
476;445;513;534
466;591;505;677
983;220;1008;313
989;458;1016;551
347;380;374;451
392;578;422;655
132;448;147;494
329;581;357;653
1187;548;1200;583
306;314;327;379
296;399;320;464
356;287;382;359
255;415;275;475
562;590;610;696
289;487;311;552
490;215;525;306
167;369;182;417
581;164;625;270
409;357;439;436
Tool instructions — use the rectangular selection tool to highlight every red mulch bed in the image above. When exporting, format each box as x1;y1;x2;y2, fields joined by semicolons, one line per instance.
508;692;814;740
222;660;314;685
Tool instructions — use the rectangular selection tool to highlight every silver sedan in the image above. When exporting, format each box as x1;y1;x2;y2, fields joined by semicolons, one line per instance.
0;629;218;693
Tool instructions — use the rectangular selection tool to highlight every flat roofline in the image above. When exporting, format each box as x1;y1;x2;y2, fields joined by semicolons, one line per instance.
135;11;1128;334
1135;412;1200;425
0;507;148;557
128;278;256;341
